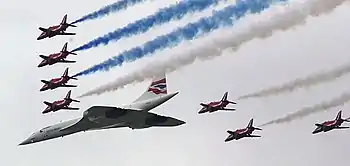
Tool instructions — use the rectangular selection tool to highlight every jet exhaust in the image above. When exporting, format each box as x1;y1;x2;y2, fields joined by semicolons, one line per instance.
71;0;146;24
79;0;348;97
258;91;350;127
238;62;350;100
71;0;222;52
72;0;286;76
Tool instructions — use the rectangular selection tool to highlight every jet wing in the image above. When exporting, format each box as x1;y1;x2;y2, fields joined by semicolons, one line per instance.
85;106;185;129
59;32;76;36
43;101;53;106
336;126;350;129
62;107;79;110
221;108;236;111
59;60;76;63
60;106;185;132
39;55;50;60
247;135;261;137
61;85;77;87
41;80;50;84
39;27;52;32
200;103;209;107
141;112;185;127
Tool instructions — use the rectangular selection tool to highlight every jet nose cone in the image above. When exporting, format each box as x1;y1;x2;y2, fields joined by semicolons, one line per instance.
18;139;30;146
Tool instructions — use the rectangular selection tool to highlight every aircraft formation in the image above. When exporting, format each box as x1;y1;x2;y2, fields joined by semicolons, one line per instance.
20;14;350;146
37;14;80;115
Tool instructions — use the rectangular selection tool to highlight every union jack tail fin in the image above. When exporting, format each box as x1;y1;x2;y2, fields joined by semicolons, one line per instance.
133;74;168;102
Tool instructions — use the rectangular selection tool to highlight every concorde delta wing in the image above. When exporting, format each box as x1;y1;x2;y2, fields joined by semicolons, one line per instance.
79;106;185;130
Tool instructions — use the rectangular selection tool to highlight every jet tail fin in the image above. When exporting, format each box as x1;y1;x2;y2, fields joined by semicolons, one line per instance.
335;110;343;122
61;14;77;27
61;42;68;52
221;92;228;101
132;74;168;103
336;110;350;122
64;90;80;102
62;67;77;80
62;67;69;77
247;118;262;130
221;92;236;104
247;118;254;128
61;42;77;55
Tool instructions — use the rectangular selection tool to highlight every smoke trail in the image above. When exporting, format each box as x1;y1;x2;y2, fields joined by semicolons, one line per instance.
73;0;286;77
259;91;350;127
72;0;221;52
78;0;348;97
71;0;145;24
239;62;350;99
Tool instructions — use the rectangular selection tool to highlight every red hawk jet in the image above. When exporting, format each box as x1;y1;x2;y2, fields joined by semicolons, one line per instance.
37;14;76;40
198;92;236;114
38;42;77;67
225;119;262;142
312;110;350;134
42;90;80;114
40;68;77;92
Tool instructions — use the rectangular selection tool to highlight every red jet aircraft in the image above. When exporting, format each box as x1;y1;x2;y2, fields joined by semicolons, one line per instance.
38;42;77;67
225;119;262;142
42;90;80;114
312;110;350;134
37;14;76;40
40;67;77;92
198;92;236;114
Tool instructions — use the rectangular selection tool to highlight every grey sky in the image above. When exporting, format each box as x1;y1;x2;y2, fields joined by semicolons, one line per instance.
2;0;350;165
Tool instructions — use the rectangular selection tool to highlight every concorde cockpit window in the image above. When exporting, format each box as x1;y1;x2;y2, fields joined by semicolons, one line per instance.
40;126;51;132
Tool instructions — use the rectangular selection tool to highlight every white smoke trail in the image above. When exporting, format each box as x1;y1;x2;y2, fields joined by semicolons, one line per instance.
239;62;350;99
80;0;349;97
259;91;350;127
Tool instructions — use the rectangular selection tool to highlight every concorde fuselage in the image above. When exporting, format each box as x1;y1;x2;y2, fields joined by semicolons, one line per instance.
19;92;178;145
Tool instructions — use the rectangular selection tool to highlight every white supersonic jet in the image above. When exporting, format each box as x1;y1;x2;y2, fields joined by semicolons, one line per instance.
19;74;185;146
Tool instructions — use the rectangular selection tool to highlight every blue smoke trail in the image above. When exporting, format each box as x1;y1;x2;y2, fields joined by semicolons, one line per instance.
73;0;287;77
72;0;220;52
71;0;144;24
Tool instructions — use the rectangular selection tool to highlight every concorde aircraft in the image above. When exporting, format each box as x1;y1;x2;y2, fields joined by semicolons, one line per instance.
19;75;185;145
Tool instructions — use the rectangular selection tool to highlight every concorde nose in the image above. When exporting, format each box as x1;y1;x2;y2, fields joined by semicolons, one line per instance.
18;138;31;146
